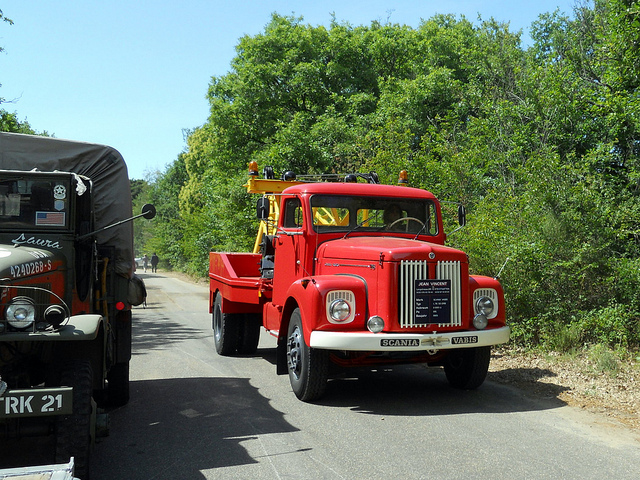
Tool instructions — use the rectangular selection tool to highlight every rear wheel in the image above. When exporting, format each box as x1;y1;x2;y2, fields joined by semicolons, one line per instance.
237;314;262;355
107;361;130;407
56;359;94;479
212;292;240;355
286;308;328;401
444;346;491;390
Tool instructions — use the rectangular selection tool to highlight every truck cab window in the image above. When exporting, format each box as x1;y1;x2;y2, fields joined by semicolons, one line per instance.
0;178;71;229
282;197;303;228
310;195;438;235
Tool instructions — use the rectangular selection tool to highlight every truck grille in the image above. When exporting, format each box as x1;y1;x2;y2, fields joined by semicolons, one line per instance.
399;260;462;328
10;284;53;306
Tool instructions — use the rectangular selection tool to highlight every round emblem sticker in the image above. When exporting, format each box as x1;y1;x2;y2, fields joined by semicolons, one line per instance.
53;184;67;200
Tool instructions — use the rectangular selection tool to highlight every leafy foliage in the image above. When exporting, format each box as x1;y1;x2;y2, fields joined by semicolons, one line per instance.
140;3;638;348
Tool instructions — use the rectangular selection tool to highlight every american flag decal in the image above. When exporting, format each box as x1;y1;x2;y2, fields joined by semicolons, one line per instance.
36;211;66;226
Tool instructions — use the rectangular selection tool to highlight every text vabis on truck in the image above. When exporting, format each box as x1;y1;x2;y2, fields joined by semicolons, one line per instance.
209;162;509;402
0;132;155;478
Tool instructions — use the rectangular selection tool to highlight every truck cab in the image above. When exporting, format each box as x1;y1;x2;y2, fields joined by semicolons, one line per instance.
209;164;509;401
0;171;94;316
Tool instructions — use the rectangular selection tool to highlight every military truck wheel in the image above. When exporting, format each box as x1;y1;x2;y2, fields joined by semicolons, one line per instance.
444;346;491;390
286;308;328;401
213;292;240;356
237;314;262;355
107;361;130;407
56;359;94;479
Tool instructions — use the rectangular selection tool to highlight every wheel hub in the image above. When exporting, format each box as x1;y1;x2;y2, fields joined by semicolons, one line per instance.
287;325;302;380
213;309;222;342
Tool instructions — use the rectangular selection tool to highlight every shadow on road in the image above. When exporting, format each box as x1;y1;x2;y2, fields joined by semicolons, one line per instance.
91;376;298;479
254;344;568;417
131;318;208;353
312;361;568;416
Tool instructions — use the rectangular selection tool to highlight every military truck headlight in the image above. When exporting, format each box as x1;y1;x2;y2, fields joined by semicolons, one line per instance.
475;296;495;317
6;297;36;329
44;305;67;327
329;299;351;322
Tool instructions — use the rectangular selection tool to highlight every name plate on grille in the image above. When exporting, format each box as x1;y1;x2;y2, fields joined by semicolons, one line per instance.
414;279;451;324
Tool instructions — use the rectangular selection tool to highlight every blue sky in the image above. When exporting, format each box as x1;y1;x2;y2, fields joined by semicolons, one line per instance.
1;1;572;180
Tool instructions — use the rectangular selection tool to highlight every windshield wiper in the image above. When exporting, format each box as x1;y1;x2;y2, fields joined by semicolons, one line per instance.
342;218;373;239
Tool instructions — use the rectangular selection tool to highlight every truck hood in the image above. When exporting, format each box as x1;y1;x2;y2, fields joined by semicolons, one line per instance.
316;236;467;263
0;244;66;281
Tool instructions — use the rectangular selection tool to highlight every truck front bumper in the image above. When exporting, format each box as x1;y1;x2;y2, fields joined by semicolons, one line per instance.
310;326;510;351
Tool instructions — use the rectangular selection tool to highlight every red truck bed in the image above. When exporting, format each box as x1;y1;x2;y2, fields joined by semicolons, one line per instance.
209;252;263;307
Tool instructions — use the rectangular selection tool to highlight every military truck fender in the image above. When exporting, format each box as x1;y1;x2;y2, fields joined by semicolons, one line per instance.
0;314;103;342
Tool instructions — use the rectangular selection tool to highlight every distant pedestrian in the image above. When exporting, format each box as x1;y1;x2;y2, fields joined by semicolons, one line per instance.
151;253;159;273
142;254;149;273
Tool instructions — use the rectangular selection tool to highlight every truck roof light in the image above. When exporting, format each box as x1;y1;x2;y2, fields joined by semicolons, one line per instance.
248;161;259;176
398;170;409;184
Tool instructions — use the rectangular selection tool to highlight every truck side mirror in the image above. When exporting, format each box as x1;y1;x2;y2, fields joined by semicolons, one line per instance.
257;197;270;220
142;204;156;220
458;204;466;227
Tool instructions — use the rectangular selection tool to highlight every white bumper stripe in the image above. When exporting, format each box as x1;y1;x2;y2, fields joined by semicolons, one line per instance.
310;326;510;351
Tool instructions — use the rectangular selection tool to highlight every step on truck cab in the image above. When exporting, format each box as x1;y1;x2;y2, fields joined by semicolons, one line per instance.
0;132;155;477
209;163;509;401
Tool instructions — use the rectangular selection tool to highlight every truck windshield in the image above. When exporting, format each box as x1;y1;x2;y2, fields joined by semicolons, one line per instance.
0;177;71;230
310;195;438;235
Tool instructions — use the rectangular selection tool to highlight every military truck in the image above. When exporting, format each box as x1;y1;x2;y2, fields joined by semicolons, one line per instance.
209;163;509;402
0;132;154;477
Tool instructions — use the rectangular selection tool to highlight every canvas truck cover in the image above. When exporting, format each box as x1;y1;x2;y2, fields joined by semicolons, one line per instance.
0;132;134;277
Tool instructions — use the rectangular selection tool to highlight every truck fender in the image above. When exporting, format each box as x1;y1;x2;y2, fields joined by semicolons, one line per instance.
469;275;506;324
276;275;368;374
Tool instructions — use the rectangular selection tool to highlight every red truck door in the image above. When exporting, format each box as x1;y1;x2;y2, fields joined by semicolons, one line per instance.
270;196;307;322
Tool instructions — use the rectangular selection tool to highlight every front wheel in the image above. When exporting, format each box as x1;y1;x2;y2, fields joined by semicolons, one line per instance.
286;308;328;401
444;346;491;390
56;359;94;479
212;292;240;355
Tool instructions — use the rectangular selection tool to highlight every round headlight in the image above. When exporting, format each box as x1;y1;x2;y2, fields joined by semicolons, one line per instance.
329;299;351;322
367;315;385;333
44;305;67;327
475;296;495;317
473;314;489;330
6;297;36;329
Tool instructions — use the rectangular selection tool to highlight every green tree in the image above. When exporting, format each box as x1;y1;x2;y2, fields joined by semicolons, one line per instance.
150;3;640;349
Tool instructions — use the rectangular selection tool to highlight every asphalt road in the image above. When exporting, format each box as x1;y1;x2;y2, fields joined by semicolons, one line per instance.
4;272;639;478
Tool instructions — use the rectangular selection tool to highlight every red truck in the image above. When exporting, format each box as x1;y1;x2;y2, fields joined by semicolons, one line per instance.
209;163;509;401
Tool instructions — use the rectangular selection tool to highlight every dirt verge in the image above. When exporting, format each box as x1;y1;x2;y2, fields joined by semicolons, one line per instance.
488;347;640;432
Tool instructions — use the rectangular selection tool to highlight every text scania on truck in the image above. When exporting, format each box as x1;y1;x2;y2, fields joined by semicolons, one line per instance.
209;163;509;402
0;132;154;478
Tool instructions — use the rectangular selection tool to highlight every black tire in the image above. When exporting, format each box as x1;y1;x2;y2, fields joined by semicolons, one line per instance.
56;359;94;479
286;308;328;401
107;361;130;407
444;346;491;390
237;314;262;355
212;292;240;356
